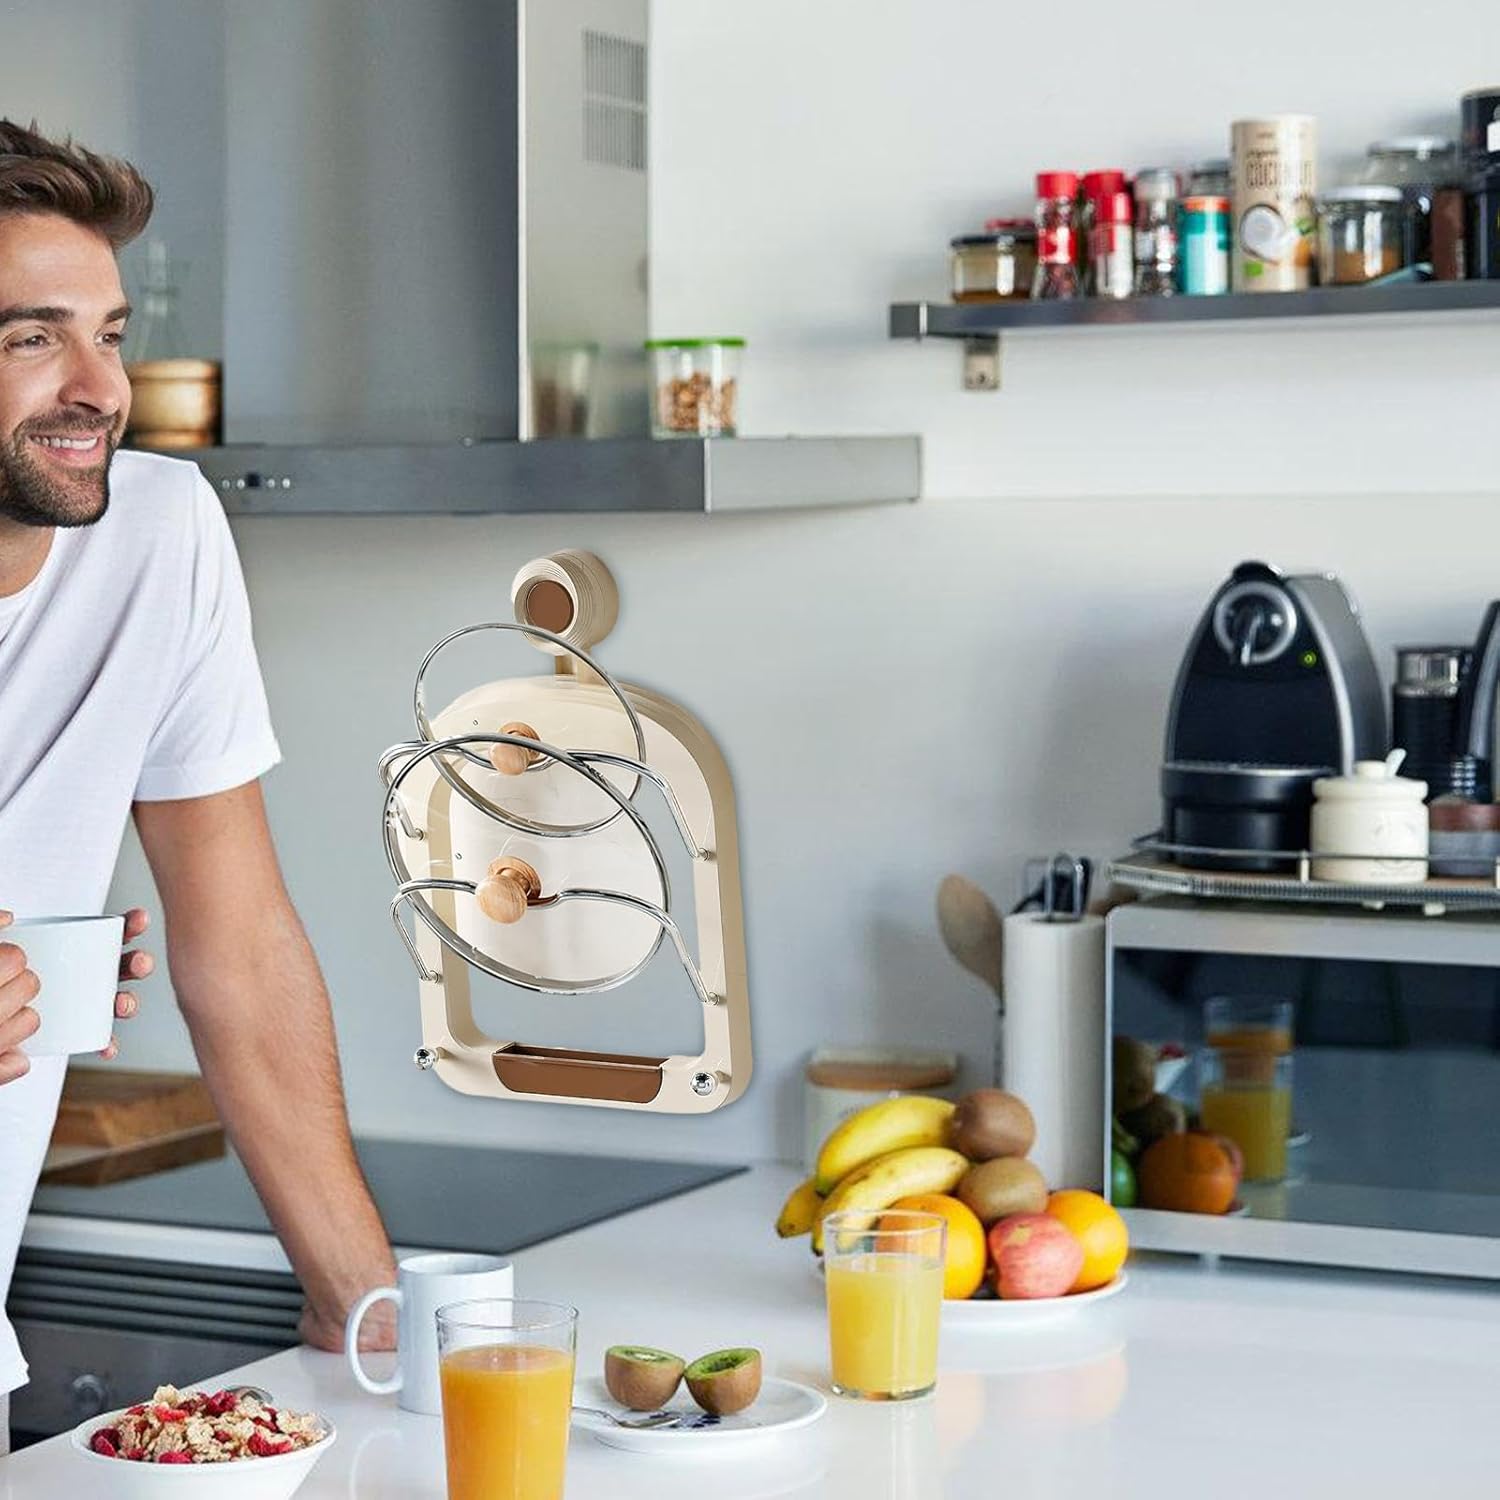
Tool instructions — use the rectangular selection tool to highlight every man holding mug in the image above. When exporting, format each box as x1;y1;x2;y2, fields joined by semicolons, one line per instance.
0;120;396;1447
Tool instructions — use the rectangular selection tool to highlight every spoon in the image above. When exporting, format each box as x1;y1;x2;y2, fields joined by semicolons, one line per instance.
936;874;1003;1005
572;1405;684;1430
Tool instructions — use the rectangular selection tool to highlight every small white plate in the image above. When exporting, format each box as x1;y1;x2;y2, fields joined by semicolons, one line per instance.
573;1376;826;1455
941;1272;1128;1327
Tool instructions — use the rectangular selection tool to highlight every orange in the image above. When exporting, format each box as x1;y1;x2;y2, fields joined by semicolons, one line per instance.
1044;1190;1129;1293
1136;1132;1238;1216
887;1193;987;1300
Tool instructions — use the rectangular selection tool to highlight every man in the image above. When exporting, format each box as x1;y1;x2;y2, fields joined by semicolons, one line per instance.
0;120;396;1448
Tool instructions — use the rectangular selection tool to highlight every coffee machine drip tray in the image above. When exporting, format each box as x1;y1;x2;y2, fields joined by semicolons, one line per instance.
1109;840;1500;917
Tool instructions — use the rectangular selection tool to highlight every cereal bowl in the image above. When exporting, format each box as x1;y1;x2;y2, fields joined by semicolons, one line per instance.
68;1404;335;1500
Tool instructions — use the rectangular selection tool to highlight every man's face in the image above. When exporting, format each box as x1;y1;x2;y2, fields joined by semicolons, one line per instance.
0;213;131;529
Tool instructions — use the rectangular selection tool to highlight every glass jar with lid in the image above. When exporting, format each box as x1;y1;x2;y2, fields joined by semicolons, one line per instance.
950;219;1037;301
1358;137;1460;264
1317;186;1405;285
645;338;743;438
1187;158;1231;198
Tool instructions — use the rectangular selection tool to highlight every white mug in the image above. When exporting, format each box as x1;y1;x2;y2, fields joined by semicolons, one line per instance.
8;916;125;1056
345;1252;514;1414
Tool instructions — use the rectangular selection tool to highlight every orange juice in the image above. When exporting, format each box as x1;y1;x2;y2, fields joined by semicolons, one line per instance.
1201;1083;1292;1182
1208;1024;1292;1055
439;1343;574;1500
825;1253;942;1398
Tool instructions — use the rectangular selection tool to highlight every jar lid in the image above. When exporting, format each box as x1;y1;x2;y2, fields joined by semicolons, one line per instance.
1081;169;1126;197
1320;185;1403;204
1035;170;1079;197
1181;195;1230;212
804;1049;957;1091
1133;168;1179;201
643;337;746;349
983;216;1037;238
1190;157;1230;174
1314;759;1428;801
1368;136;1456;158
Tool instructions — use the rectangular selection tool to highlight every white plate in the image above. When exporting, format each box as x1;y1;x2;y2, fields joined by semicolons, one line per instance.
573;1375;826;1455
941;1272;1128;1327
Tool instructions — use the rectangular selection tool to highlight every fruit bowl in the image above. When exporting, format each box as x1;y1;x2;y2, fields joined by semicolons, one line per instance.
941;1272;1128;1327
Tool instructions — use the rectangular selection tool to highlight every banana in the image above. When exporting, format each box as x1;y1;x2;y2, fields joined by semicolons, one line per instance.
813;1095;956;1195
775;1176;824;1238
811;1146;969;1253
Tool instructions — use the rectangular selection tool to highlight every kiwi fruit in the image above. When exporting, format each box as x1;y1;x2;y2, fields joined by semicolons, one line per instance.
948;1089;1037;1161
1119;1092;1186;1151
683;1348;762;1415
956;1156;1048;1225
604;1346;686;1411
1112;1037;1158;1115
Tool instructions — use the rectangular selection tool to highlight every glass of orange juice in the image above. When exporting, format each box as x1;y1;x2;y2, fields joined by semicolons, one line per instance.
436;1298;577;1500
824;1209;945;1402
1199;1048;1293;1183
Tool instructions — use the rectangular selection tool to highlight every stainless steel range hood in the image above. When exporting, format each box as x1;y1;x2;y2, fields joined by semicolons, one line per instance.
62;0;918;514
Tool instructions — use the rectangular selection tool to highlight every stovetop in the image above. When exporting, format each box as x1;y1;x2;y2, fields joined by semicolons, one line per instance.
28;1137;744;1256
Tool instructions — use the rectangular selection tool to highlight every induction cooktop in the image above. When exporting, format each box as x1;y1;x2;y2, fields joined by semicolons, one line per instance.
28;1137;744;1256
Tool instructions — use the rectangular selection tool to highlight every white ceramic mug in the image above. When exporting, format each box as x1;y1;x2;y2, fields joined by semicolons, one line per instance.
7;916;125;1056
345;1252;513;1414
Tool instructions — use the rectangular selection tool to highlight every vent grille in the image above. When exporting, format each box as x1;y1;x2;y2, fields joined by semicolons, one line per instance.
583;29;646;171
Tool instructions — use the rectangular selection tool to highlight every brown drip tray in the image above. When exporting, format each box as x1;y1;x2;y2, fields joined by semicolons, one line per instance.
492;1045;666;1105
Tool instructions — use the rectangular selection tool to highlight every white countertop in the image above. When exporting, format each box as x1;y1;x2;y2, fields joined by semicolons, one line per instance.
5;1164;1498;1498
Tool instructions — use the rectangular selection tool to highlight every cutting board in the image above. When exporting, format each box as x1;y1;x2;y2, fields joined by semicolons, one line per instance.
39;1067;225;1186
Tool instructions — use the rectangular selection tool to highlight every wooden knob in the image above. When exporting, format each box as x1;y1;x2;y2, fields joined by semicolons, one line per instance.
475;857;542;924
489;722;541;776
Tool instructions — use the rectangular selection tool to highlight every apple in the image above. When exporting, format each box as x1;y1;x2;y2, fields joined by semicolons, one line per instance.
987;1213;1084;1300
1207;1132;1246;1185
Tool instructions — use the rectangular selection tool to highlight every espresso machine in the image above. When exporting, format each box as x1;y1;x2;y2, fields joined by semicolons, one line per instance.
1160;561;1386;870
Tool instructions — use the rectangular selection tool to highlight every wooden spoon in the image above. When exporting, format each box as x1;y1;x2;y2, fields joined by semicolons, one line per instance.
936;874;1003;1002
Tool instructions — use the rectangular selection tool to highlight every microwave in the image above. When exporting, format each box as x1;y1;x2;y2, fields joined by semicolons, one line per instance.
1107;896;1500;1279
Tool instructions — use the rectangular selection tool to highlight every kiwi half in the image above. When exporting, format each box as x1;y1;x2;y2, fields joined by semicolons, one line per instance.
604;1346;686;1411
684;1348;762;1415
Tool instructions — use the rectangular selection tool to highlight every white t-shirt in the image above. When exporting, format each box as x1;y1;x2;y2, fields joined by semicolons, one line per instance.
0;450;280;1394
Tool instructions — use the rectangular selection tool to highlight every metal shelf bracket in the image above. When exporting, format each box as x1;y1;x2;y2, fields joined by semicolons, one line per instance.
963;335;1002;392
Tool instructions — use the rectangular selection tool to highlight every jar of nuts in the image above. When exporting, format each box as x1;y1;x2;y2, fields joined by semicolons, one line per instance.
645;337;743;438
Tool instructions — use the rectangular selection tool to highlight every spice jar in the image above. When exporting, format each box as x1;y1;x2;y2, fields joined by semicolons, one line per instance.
1359;138;1459;265
646;338;742;438
1187;158;1231;198
1031;171;1081;300
1180;195;1231;294
1085;191;1134;298
950;220;1036;301
1132;168;1180;296
1078;170;1126;282
1317;187;1405;285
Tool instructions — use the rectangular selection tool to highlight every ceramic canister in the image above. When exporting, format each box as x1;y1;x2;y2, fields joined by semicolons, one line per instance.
1310;760;1429;884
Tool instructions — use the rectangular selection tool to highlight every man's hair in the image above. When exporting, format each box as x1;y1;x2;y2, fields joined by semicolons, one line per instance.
0;118;152;250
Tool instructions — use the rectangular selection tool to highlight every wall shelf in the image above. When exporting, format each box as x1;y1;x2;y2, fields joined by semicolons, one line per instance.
890;282;1500;389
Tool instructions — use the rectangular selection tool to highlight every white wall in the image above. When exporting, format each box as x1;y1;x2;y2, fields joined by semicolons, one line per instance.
107;0;1500;1165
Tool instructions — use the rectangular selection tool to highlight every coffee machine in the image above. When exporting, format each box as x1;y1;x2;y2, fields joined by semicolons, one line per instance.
1161;561;1386;870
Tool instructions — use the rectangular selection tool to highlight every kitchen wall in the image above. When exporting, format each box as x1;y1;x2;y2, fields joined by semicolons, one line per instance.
72;0;1500;1162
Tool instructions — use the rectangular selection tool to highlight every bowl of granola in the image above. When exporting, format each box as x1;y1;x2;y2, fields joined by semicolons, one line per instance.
68;1385;335;1498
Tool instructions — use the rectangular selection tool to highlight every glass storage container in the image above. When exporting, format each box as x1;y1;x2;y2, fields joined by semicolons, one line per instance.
645;338;743;438
1317;187;1406;285
1359;137;1460;264
949;220;1036;301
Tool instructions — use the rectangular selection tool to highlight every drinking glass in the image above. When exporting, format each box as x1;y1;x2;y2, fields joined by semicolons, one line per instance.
1199;1048;1294;1183
436;1298;577;1500
824;1210;945;1401
1203;995;1294;1055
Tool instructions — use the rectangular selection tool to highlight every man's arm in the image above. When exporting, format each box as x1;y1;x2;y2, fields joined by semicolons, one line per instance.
133;781;396;1350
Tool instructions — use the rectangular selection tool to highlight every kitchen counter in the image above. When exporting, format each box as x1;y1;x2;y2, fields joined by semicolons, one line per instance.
4;1164;1497;1498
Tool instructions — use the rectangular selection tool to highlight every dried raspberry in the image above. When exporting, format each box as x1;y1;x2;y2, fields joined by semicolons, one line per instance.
123;1448;147;1462
156;1451;193;1464
89;1431;119;1458
126;1404;147;1416
155;1404;190;1423
213;1428;234;1443
248;1431;291;1458
204;1390;238;1416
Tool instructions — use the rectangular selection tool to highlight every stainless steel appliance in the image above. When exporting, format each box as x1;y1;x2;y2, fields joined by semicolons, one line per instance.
1160;561;1386;871
6;1139;740;1446
1107;896;1500;1279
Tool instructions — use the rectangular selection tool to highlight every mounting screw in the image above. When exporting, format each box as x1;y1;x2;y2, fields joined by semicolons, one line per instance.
414;1046;441;1071
691;1071;717;1096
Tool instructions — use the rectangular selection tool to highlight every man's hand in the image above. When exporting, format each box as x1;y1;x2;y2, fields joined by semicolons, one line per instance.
299;1295;397;1355
0;908;153;1081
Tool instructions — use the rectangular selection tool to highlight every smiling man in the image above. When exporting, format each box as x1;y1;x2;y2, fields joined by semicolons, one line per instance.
0;120;395;1449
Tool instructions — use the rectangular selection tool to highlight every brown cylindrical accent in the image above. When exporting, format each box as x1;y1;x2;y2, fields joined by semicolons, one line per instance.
523;579;575;634
492;1045;666;1105
803;1058;956;1091
489;722;542;776
1430;798;1500;831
